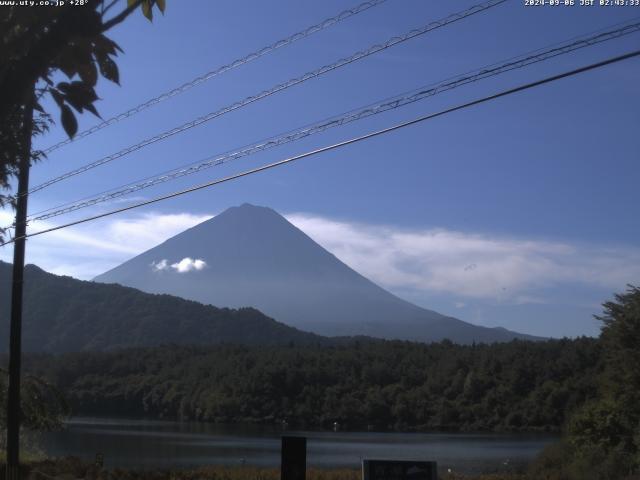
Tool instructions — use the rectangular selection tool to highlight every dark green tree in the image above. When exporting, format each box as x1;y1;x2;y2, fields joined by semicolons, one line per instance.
0;0;167;458
0;367;69;447
565;286;640;478
532;286;640;479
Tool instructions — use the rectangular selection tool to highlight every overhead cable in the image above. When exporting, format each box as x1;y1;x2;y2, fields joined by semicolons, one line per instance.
26;0;507;197
4;48;637;246
40;0;389;155
27;20;640;222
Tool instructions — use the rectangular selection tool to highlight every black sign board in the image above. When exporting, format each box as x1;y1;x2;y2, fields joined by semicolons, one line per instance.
362;460;437;480
281;436;306;480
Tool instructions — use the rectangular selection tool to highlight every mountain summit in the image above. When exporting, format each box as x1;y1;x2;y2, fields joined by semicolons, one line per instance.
94;204;538;343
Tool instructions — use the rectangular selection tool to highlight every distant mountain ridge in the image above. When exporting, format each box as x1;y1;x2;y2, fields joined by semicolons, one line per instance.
0;261;331;353
95;203;540;344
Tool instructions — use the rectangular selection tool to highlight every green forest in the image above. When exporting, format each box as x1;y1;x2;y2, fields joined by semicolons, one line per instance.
0;262;330;353
23;337;600;432
2;286;639;479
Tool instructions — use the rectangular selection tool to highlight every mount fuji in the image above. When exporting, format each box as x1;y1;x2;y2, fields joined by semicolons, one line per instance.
94;204;539;344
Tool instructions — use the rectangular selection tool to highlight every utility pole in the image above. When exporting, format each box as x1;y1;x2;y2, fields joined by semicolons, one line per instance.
5;98;34;480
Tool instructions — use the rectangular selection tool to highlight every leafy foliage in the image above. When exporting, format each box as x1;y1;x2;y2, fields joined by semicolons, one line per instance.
566;286;640;478
529;286;640;479
22;337;601;432
0;0;165;237
0;366;69;455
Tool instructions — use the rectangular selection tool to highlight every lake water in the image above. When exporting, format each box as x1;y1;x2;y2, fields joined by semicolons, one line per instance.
39;417;557;475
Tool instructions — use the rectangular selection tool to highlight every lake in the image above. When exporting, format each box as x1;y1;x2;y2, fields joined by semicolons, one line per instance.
39;417;557;475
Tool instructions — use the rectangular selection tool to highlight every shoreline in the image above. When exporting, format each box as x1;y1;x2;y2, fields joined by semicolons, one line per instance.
63;415;563;436
34;417;555;476
1;457;528;480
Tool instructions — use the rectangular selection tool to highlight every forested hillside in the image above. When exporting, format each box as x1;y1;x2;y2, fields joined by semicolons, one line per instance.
24;337;601;432
0;262;329;352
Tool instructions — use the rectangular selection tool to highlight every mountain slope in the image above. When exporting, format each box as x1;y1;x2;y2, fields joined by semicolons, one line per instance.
0;261;329;353
95;204;539;343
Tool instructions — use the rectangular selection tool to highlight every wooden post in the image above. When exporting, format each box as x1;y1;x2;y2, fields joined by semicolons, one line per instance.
5;97;33;480
281;436;306;480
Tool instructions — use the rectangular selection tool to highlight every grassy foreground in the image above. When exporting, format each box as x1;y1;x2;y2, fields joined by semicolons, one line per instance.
0;457;526;480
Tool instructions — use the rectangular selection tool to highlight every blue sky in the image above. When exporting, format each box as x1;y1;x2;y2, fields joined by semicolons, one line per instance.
2;0;639;338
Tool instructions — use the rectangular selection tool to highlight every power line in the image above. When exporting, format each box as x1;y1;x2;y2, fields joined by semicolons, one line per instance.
25;0;507;197
26;19;640;222
40;0;389;155
4;48;638;247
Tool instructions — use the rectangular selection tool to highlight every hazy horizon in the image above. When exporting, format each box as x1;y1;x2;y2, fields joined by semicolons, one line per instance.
2;201;634;338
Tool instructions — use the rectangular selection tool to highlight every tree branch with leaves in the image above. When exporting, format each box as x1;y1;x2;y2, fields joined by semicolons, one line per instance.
0;0;166;238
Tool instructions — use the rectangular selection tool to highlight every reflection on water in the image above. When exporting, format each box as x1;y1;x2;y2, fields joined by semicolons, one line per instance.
39;417;557;474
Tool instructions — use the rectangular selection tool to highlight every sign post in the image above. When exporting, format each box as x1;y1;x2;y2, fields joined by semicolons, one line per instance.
281;436;306;480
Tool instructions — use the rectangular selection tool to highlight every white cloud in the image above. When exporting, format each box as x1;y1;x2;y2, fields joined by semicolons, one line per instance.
150;257;207;273
151;259;169;272
99;212;212;252
285;213;640;303
170;257;207;273
0;210;211;280
1;207;638;308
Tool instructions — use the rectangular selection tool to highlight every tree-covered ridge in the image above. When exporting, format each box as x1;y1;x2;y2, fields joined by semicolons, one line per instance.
24;337;600;432
0;262;329;353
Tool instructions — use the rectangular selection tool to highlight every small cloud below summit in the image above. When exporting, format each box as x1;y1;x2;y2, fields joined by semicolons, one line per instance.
172;257;207;273
151;259;169;272
151;257;207;273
